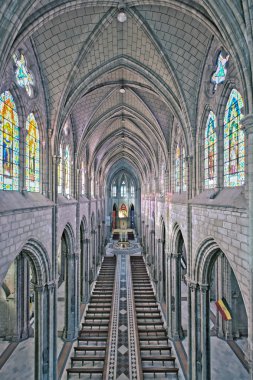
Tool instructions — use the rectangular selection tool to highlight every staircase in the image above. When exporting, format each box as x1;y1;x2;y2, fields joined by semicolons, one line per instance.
66;256;116;379
130;256;179;379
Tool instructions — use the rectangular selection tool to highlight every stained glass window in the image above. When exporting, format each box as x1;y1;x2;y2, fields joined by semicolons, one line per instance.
205;111;217;188
64;145;70;195
58;145;63;193
0;91;19;190
26;113;39;192
182;147;187;191
211;52;229;91
13;53;34;97
224;89;244;187
175;145;181;192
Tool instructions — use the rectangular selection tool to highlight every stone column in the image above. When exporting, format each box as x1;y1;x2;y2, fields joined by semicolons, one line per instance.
47;282;57;380
34;282;57;380
64;253;78;341
188;280;211;380
167;253;173;337
157;239;162;301
241;114;253;377
15;255;30;341
188;280;199;380
168;252;182;340
199;284;210;380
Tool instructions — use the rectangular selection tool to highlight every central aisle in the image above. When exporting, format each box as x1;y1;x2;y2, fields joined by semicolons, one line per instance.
105;254;140;380
64;255;180;379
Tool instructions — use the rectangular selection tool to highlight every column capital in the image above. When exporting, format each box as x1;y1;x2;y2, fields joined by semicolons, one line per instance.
241;114;253;135
46;281;57;291
199;283;209;293
187;278;198;290
33;283;45;293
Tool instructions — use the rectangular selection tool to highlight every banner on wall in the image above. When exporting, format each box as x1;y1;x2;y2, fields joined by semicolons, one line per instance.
106;216;111;226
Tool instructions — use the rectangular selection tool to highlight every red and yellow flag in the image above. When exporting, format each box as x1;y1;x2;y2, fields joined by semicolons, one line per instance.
215;297;232;321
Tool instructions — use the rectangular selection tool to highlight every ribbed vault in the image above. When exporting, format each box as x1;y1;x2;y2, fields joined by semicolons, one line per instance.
1;0;251;190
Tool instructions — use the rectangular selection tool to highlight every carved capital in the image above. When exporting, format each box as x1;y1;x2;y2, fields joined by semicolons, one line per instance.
199;283;209;293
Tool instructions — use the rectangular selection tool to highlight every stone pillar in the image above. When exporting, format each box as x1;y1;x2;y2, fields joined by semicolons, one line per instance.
188;281;199;380
168;252;182;340
188;280;211;380
157;239;162;301
34;282;57;380
64;254;78;341
199;284;210;380
47;282;57;380
167;253;172;337
80;237;90;303
15;255;30;341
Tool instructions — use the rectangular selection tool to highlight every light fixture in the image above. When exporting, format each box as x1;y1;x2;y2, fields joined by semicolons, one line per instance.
117;8;127;22
119;86;125;94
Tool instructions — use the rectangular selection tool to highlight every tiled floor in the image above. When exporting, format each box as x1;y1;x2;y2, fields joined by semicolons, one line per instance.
0;338;35;380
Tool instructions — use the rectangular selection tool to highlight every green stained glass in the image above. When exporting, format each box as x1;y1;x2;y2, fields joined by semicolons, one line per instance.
0;91;19;191
13;53;34;97
211;52;229;91
224;89;244;187
205;111;217;189
26;113;40;192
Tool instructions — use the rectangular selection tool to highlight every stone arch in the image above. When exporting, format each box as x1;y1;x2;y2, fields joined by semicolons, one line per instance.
189;237;248;380
0;238;56;380
167;223;186;340
58;223;78;342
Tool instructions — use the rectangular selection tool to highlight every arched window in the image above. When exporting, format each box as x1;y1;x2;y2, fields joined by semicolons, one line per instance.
130;183;135;197
120;180;127;197
26;113;40;192
205;111;217;189
64;145;70;195
58;145;63;194
112;182;117;197
224;89;244;187
182;147;187;191
0;91;19;190
81;162;85;195
175;144;181;192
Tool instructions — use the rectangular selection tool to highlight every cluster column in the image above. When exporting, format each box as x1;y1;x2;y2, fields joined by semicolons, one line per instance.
64;253;79;340
167;252;182;340
188;280;210;380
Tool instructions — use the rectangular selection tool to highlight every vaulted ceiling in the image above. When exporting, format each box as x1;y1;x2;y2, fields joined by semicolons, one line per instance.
2;0;249;185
